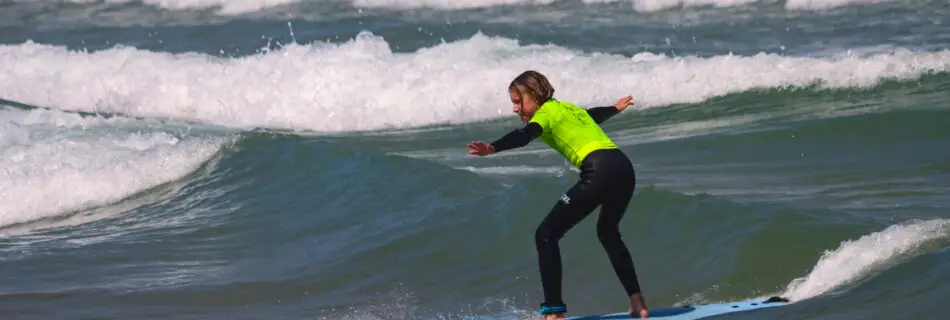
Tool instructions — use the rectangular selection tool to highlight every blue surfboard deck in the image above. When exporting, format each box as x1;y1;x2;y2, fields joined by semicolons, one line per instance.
566;296;789;320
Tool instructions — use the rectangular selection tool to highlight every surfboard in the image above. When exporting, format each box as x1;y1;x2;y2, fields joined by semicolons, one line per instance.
566;296;789;320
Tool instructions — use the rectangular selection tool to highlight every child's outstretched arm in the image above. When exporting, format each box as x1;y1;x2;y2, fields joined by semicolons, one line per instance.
587;95;634;124
467;122;543;156
586;106;620;124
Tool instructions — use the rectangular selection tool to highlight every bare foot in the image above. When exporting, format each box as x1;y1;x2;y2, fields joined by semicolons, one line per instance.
542;312;565;320
626;308;649;318
628;293;649;318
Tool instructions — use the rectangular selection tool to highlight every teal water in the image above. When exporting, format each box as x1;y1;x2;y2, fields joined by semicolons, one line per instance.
2;1;950;319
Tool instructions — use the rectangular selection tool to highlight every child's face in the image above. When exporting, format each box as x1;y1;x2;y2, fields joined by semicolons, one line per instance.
510;88;539;124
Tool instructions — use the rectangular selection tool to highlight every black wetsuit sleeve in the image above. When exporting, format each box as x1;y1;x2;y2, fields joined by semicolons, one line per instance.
586;106;620;124
490;122;543;153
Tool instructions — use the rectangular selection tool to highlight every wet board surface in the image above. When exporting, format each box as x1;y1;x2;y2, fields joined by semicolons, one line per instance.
566;296;789;320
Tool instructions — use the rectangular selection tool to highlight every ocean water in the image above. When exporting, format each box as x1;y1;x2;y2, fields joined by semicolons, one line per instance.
1;0;949;319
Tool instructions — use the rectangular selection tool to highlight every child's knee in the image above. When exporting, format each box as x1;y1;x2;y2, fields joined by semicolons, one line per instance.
596;219;621;242
535;223;556;247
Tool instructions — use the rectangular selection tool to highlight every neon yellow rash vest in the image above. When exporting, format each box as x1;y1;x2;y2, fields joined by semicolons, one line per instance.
529;99;619;167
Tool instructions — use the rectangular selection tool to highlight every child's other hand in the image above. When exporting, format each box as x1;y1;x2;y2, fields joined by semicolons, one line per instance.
467;141;494;156
614;95;634;111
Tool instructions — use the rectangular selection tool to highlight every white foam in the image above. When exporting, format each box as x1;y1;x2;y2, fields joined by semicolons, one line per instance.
581;0;761;12
2;33;949;133
783;0;895;10
0;108;231;228
781;219;950;301
28;0;907;13
0;122;31;148
353;0;554;9
458;165;570;176
592;0;900;12
52;0;298;14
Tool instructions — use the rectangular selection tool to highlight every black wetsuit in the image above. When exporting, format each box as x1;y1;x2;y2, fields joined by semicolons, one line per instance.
490;105;642;314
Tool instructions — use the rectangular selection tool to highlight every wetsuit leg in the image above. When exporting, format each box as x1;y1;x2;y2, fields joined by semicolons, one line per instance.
535;148;642;313
594;153;642;296
535;169;604;311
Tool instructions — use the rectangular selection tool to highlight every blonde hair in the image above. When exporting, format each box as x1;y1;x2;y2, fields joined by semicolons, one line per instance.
508;70;555;103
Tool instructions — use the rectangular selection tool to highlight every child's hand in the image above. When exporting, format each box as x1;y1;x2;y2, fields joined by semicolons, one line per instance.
614;95;634;111
467;141;495;156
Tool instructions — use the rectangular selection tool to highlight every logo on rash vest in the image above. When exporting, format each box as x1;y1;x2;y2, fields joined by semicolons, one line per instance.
559;194;571;204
